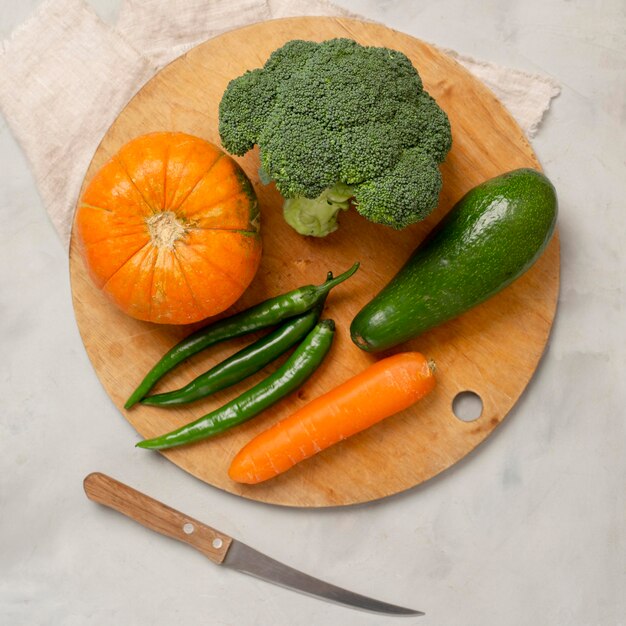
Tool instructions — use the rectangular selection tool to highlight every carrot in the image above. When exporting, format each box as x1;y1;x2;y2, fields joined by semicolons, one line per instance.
228;352;436;484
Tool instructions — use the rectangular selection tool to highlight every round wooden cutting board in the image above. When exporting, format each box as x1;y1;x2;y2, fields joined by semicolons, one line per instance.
69;17;559;507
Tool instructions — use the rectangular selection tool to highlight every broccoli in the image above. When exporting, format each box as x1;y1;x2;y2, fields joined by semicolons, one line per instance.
219;38;452;237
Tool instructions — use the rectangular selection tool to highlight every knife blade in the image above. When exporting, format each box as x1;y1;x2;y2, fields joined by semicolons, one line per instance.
83;472;423;616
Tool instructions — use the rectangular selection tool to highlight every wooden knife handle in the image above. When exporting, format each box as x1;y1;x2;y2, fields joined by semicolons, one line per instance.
83;472;232;564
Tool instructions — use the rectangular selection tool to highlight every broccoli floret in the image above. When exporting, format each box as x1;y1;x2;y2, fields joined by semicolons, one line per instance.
218;38;452;236
353;148;442;229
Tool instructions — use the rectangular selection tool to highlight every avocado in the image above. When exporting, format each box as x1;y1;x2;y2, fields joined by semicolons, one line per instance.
350;168;558;352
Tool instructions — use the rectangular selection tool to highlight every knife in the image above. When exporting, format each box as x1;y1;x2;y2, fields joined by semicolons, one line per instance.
83;472;423;616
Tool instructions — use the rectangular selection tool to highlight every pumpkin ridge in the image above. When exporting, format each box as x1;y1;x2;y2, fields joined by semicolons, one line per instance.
114;155;157;215
146;243;160;321
174;152;225;214
101;239;152;290
79;202;114;214
163;137;208;211
179;238;248;292
179;188;242;220
162;137;171;212
171;247;211;317
104;244;158;319
81;224;149;246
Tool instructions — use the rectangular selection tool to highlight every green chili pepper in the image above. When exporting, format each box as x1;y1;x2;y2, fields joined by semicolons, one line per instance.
136;319;336;450
125;263;358;409
140;301;325;407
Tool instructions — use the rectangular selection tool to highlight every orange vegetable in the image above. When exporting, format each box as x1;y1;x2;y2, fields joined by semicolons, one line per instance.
75;132;261;324
229;352;436;484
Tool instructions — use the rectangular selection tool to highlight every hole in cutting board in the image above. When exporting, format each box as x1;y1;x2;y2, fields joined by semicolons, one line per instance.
452;391;483;422
183;523;194;535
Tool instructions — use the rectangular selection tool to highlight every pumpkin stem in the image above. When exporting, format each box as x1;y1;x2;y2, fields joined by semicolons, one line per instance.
146;211;187;249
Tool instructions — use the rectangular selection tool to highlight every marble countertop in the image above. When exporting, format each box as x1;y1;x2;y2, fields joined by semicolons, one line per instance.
1;1;624;624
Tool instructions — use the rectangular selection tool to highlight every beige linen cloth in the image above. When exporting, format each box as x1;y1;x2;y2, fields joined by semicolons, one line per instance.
0;0;560;247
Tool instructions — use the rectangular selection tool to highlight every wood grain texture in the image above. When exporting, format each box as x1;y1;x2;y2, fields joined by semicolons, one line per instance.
83;473;232;563
69;17;560;507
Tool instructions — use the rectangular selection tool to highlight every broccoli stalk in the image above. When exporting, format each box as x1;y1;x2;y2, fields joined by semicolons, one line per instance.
219;38;452;237
283;183;353;237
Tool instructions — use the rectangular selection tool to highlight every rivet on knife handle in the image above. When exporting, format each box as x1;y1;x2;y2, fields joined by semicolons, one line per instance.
83;472;232;564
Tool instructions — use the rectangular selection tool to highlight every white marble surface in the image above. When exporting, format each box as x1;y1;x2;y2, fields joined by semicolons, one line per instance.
1;1;625;625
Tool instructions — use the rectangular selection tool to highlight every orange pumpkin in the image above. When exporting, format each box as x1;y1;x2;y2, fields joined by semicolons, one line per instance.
75;132;262;324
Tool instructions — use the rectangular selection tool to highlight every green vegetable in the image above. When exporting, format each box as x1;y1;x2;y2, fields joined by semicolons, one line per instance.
350;169;558;352
136;320;336;450
219;38;452;237
140;301;324;407
124;263;358;409
283;183;353;238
